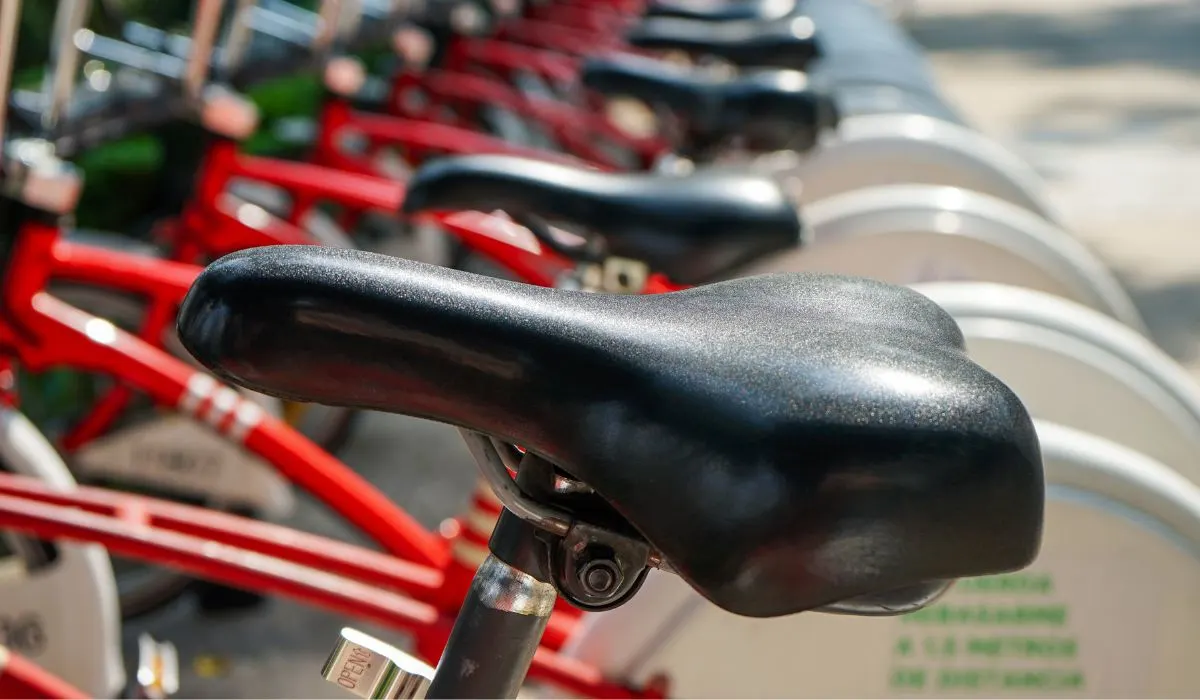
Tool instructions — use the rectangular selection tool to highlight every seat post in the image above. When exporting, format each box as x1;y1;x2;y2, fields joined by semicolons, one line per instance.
426;511;557;699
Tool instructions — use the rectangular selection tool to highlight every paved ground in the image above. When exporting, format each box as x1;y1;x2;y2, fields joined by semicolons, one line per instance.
119;1;1200;696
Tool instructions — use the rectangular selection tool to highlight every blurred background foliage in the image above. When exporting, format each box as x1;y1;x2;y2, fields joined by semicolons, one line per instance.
13;0;326;232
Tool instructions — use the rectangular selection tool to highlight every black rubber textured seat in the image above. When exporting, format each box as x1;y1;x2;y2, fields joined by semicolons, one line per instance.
177;246;1044;618
580;54;839;154
400;154;803;284
626;15;821;70
644;0;798;23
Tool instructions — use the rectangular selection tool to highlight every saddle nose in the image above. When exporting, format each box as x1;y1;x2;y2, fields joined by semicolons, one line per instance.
626;15;822;71
642;0;799;23
400;154;803;283
580;53;840;154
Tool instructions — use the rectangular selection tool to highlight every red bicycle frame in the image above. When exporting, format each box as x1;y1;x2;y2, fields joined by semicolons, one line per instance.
523;1;634;33
0;473;657;699
496;17;628;55
0;647;87;700
0;145;688;700
388;68;666;169
442;36;582;85
553;0;647;17
2;220;443;569
310;97;587;181
0;209;684;696
0;5;752;698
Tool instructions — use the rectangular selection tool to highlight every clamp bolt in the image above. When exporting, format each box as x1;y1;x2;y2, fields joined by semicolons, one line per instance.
578;558;623;596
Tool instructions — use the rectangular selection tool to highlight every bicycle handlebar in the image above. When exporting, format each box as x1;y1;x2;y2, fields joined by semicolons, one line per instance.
3;0;478;156
78;32;188;81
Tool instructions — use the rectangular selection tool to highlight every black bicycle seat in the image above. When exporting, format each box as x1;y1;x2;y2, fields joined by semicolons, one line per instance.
581;54;838;153
643;0;798;22
626;15;821;70
177;246;1044;618
400;155;802;284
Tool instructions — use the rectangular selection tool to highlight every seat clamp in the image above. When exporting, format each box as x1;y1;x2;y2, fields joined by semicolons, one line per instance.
580;257;650;294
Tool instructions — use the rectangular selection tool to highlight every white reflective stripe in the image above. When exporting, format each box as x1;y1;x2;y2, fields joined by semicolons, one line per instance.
180;373;266;443
475;478;503;507
228;401;264;444
0;644;9;671
203;386;240;430
451;539;490;569
465;508;500;538
179;373;217;416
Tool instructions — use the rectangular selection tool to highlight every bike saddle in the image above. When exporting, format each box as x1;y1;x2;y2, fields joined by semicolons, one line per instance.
625;15;821;70
177;246;1044;618
643;0;798;22
400;154;803;284
581;54;838;153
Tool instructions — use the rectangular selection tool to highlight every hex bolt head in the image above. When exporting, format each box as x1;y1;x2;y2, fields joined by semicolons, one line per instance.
578;559;623;597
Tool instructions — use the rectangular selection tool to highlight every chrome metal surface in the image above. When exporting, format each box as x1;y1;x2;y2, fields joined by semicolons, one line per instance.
473;555;557;616
322;628;433;699
135;634;180;699
457;430;571;537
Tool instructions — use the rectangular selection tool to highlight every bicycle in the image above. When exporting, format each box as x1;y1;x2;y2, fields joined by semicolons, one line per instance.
0;0;830;652
170;239;1045;698
7;2;1200;696
94;0;1142;335
0;16;1195;696
0;0;498;618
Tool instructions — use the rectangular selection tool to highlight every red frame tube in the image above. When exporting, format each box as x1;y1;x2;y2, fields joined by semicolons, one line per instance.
551;0;646;16
312;99;588;178
0;215;683;698
388;69;665;170
0;473;658;698
0;648;88;700
524;2;632;32
0;33;695;697
496;17;628;55
5;223;446;568
443;37;583;87
0;203;686;697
